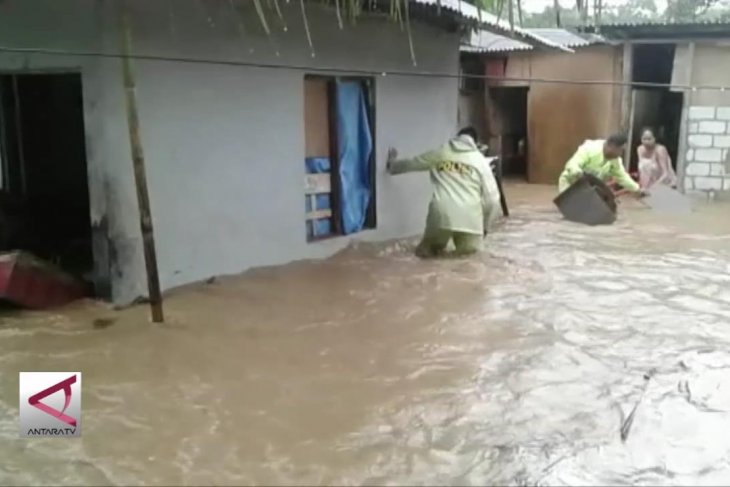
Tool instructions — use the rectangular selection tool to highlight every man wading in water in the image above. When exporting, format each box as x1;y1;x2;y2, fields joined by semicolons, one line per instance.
558;133;647;197
386;127;501;258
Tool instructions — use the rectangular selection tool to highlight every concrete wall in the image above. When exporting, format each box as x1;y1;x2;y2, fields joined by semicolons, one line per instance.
458;91;487;140
0;0;460;303
673;42;730;106
684;106;730;193
672;42;730;195
498;46;623;184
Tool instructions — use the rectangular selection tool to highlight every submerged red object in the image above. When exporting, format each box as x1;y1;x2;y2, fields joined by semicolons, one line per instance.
0;251;87;309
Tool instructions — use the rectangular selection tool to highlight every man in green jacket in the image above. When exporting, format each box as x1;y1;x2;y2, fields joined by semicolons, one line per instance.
558;133;645;195
387;127;501;258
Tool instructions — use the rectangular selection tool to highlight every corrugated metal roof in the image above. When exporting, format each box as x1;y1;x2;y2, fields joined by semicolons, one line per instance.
462;30;532;52
583;19;730;28
412;0;570;51
527;28;599;48
461;27;602;53
580;20;730;39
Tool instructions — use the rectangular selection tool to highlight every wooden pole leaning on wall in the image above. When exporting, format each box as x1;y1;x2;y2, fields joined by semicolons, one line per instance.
119;1;165;323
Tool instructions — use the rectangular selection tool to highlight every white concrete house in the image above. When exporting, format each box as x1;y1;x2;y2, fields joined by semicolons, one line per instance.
0;0;544;304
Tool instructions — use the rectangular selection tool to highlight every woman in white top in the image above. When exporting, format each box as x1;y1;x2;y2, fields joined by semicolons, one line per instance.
637;127;678;190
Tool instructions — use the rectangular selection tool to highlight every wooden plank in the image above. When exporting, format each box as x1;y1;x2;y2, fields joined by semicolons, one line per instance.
676;41;695;191
120;1;164;323
327;79;343;235
627;89;637;170
304;78;330;158
306;209;332;220
525;47;619;183
304;173;331;194
621;42;633;169
308;194;317;229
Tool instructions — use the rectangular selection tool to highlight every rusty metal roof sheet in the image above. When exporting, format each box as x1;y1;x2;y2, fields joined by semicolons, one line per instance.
462;30;533;53
412;0;569;50
461;27;602;53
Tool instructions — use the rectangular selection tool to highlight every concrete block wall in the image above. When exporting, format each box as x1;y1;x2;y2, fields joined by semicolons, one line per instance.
685;106;730;193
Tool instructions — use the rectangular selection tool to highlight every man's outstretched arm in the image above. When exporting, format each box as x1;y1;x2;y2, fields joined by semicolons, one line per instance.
609;158;641;193
387;148;441;175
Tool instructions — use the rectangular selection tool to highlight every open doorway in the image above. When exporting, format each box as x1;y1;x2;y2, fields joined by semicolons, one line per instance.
486;87;528;179
0;73;94;285
628;44;684;173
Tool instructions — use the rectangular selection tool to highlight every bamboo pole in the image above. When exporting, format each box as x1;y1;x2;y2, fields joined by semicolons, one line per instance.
119;1;164;323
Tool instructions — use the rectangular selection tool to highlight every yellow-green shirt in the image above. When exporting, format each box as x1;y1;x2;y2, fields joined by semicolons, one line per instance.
558;139;640;193
388;135;501;235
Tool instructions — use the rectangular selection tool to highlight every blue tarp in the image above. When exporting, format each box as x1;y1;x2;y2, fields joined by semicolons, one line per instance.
305;157;332;238
336;81;373;235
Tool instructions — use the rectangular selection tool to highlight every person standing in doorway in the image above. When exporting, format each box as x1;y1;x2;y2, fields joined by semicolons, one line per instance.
558;133;645;196
386;127;501;258
637;127;678;190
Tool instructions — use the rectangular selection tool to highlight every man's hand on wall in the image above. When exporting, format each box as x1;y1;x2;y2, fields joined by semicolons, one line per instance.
386;147;398;173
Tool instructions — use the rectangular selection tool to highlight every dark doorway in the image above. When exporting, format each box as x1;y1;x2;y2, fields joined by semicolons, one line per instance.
0;73;94;282
487;87;528;179
628;44;684;173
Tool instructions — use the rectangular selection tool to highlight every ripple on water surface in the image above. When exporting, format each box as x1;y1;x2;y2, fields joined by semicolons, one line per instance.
1;193;730;485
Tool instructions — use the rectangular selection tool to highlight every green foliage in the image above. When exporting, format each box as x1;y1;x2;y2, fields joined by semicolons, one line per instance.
524;0;730;27
664;0;721;21
524;0;658;27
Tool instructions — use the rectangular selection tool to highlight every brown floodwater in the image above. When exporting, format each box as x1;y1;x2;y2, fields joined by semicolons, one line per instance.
2;183;730;486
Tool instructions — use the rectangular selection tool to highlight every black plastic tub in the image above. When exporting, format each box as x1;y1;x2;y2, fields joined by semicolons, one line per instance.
553;174;617;226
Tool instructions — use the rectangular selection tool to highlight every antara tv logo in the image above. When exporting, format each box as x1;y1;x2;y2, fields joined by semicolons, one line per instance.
19;372;81;438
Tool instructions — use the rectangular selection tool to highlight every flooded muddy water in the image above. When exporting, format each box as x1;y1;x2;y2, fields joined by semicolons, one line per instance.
2;183;730;486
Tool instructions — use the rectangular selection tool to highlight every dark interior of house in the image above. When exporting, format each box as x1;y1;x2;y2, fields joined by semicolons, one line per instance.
656;91;683;168
629;44;683;172
0;73;93;280
488;87;528;178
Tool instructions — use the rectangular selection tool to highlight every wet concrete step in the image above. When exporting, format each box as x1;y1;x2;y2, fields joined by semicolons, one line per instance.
643;184;693;214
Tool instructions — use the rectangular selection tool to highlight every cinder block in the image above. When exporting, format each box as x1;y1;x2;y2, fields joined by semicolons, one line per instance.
710;164;726;176
699;121;726;134
695;149;723;162
716;107;730;121
686;162;710;176
689;106;716;120
714;136;730;148
689;135;713;148
695;177;723;191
